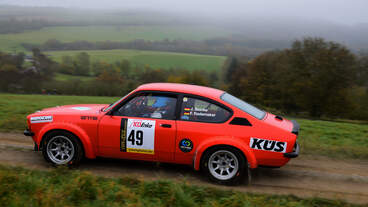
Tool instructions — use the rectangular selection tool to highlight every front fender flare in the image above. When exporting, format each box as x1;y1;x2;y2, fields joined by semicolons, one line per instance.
193;136;257;170
37;122;96;159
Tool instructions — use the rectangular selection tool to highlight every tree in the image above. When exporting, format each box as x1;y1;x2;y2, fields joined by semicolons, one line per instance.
74;52;90;76
226;37;358;118
287;37;356;117
59;55;74;75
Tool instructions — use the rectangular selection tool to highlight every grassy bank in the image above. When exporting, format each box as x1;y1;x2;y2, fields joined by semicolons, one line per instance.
0;93;367;159
0;165;360;207
296;118;368;159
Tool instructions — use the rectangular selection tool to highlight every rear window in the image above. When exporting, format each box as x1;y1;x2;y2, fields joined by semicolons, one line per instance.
221;93;266;120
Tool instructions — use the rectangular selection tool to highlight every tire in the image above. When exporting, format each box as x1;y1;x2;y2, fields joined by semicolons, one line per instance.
201;146;248;185
42;130;83;167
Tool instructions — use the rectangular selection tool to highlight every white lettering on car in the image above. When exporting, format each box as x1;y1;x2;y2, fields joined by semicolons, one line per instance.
30;116;53;124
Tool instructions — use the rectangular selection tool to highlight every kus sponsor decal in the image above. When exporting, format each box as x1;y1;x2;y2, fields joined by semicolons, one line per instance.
249;138;287;153
30;116;53;123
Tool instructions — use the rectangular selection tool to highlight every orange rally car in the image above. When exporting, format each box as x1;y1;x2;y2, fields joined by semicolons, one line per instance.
24;83;299;185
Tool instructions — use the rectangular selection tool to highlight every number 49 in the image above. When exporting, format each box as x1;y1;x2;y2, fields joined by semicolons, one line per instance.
128;130;143;146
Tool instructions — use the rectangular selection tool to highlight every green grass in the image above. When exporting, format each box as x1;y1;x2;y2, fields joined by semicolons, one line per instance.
47;49;226;71
0;94;118;132
54;73;95;82
0;25;232;52
0;93;367;160
0;165;360;207
296;118;368;159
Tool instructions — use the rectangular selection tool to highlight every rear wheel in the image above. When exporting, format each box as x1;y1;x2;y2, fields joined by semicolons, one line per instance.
201;146;248;185
42;131;83;166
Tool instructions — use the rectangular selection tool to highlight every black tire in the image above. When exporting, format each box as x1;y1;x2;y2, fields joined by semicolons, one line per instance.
201;146;248;185
42;130;83;167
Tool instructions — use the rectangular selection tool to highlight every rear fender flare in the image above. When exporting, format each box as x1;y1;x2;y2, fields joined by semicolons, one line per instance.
38;122;96;159
193;136;257;171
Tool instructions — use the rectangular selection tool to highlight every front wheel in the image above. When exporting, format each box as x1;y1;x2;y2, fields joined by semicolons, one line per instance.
201;147;248;185
42;131;83;166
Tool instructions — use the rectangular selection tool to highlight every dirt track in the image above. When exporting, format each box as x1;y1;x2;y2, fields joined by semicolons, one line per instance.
1;132;368;205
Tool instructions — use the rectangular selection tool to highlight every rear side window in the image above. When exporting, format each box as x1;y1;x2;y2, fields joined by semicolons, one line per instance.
221;93;266;120
180;96;231;123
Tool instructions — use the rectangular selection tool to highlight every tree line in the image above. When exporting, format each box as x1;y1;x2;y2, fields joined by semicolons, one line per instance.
1;37;368;120
22;38;268;57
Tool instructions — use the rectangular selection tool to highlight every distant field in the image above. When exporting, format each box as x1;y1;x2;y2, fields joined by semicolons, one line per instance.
1;93;368;160
46;49;226;71
0;25;232;52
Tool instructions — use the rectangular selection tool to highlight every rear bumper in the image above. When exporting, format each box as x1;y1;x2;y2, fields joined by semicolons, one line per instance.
24;129;34;136
291;120;300;135
283;141;299;158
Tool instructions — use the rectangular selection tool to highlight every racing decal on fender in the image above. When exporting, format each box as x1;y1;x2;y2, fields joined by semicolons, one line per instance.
30;116;53;123
249;138;287;153
179;138;193;153
120;118;156;154
80;116;97;120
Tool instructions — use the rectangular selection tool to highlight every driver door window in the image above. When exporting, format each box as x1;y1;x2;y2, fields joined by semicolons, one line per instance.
117;94;177;120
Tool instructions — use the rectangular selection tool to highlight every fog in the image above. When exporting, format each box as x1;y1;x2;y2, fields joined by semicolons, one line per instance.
1;0;367;25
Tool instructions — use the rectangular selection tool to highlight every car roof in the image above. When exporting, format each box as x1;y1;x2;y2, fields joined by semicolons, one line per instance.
136;83;225;100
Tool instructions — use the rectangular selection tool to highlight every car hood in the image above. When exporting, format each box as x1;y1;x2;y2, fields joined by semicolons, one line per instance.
34;104;109;115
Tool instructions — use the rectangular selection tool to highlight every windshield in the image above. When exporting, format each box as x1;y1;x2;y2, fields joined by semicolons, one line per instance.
103;93;129;112
221;93;266;120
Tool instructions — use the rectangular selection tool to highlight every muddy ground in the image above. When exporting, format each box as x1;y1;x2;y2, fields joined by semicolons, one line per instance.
0;132;367;205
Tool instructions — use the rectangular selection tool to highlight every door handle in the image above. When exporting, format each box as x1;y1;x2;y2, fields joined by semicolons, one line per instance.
160;124;172;128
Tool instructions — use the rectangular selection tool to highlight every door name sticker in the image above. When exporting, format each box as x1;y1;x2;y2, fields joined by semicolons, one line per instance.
30;116;53;123
249;138;287;153
120;118;156;154
183;107;215;117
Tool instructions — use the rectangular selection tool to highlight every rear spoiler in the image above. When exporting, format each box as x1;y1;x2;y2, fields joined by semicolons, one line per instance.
291;120;300;135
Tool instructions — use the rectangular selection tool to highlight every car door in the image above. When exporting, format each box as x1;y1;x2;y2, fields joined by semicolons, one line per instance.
175;95;233;165
98;92;178;162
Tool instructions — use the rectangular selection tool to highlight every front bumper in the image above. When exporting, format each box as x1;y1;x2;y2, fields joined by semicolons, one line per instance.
24;128;34;136
283;141;299;158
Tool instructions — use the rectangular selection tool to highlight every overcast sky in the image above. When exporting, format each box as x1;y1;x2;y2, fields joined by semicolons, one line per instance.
1;0;367;25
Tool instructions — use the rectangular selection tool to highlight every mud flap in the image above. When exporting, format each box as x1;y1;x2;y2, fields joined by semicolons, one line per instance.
246;162;252;186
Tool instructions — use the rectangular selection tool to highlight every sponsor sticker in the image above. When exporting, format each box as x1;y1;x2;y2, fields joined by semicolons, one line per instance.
120;118;156;154
249;137;287;153
71;107;91;111
80;116;98;120
179;138;193;153
30;116;53;123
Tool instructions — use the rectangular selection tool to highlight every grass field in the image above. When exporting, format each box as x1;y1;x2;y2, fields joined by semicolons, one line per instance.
0;93;367;159
0;25;232;52
0;165;359;207
47;49;226;71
